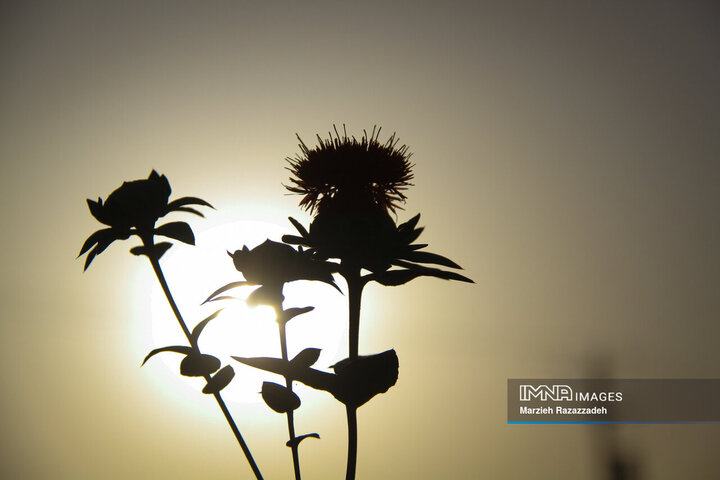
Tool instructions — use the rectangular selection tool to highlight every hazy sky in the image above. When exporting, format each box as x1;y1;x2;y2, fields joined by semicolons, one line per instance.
2;1;719;478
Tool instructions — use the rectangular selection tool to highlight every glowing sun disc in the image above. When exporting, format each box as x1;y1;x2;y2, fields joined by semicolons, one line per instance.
149;220;346;404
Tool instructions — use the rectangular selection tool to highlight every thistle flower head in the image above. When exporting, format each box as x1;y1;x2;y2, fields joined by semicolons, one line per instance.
285;125;414;214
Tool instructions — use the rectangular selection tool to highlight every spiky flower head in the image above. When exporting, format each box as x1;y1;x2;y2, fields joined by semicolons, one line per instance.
285;125;414;214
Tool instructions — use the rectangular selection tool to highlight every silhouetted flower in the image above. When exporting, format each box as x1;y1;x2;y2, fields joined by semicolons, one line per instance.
286;126;413;215
284;213;473;282
78;170;212;270
207;240;340;307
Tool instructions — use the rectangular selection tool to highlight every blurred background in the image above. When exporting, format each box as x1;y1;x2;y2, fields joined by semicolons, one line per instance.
1;1;719;478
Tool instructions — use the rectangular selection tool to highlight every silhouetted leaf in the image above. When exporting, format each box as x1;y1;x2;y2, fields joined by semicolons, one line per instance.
403;226;424;245
203;281;251;304
166;196;214;212
286;433;320;448
180;353;221;377
281;234;306;245
291;348;321;368
202;365;235;394
153;242;173;259
191;309;223;344
278;306;314;324
261;382;301;413
233;356;335;392
80;228;128;270
205;295;236;302
287;216;309;237
397;213;420;233
407;243;428;251
246;285;283;307
390;260;474;283
331;349;399;407
232;356;290;375
172;206;205;217
155;221;195;245
401;251;462;269
142;345;194;366
78;228;117;256
370;269;423;286
129;242;173;259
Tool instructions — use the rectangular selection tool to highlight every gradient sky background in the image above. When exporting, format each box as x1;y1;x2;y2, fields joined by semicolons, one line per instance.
2;1;719;478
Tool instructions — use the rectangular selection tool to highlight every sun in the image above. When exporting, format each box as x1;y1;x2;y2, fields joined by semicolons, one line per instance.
149;220;346;404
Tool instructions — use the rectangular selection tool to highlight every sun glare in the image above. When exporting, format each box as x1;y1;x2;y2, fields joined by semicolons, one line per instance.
149;220;346;404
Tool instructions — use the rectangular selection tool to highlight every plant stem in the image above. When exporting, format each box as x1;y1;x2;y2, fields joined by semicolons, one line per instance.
278;318;302;480
346;269;364;360
149;256;264;480
345;406;358;480
343;267;365;480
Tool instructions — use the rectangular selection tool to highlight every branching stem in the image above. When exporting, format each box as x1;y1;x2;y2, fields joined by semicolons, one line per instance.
148;254;263;480
278;318;302;480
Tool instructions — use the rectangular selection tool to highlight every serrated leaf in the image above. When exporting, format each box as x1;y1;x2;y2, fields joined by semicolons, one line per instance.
191;309;223;344
202;365;235;394
291;348;321;368
261;382;301;413
154;221;195;245
142;345;194;366
180;353;221;377
286;433;320;448
203;281;251;304
287;216;309;237
401;251;462;269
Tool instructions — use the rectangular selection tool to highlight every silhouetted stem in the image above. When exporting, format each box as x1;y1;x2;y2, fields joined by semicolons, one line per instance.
346;269;364;360
148;255;264;480
343;268;365;480
345;406;358;480
278;319;302;480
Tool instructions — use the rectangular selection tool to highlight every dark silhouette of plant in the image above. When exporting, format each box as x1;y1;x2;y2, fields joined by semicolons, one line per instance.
78;170;263;480
205;239;340;480
77;129;472;480
280;126;473;480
